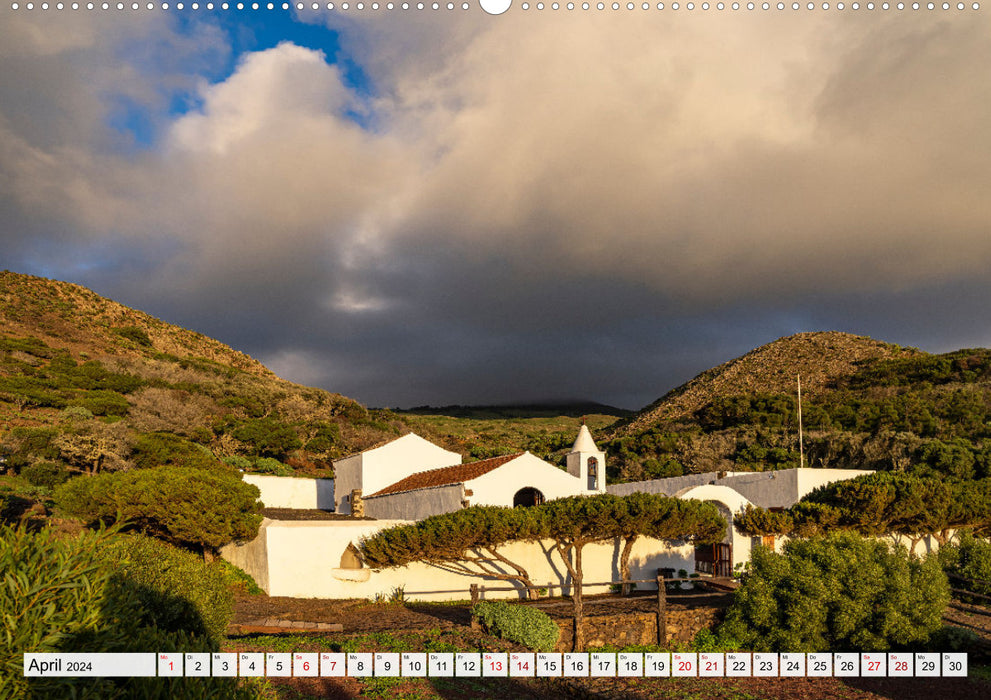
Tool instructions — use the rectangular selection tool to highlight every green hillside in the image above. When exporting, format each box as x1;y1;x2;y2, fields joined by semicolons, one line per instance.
605;332;991;484
0;271;407;494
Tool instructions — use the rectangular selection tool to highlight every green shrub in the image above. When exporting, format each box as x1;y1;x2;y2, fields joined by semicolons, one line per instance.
222;455;253;470
55;465;263;555
251;457;293;476
719;532;949;652
472;601;560;652
927;625;980;652
99;534;235;642
231;418;302;459
115;325;153;347
939;532;991;599
70;390;130;418
60;405;94;422
21;461;70;490
132;432;222;471
0;523;265;699
216;560;265;595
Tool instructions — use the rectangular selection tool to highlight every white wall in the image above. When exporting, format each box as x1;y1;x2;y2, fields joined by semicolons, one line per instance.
467;453;588;507
676;484;756;573
361;434;462;496
243;475;335;510
795;468;874;500
333;434;462;514
332;453;362;514
221;518;697;600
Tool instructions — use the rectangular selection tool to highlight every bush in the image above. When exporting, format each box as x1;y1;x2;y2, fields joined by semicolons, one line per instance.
21;461;70;490
70;390;130;418
719;532;949;652
939;532;991;599
0;523;262;699
100;534;235;642
231;418;302;459
472;601;560;652
55;465;263;555
251;457;294;476
115;325;153;347
132;432;222;471
216;560;265;595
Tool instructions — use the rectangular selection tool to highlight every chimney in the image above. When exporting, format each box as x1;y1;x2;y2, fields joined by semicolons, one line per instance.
351;489;365;518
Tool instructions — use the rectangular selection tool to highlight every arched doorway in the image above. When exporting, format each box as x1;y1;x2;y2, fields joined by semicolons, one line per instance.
694;500;733;578
513;487;546;507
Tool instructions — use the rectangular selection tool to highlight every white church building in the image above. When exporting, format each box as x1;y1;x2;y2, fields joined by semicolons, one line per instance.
223;427;873;600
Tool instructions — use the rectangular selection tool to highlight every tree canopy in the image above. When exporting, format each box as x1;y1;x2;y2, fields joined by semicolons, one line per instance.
734;473;991;553
55;465;263;558
360;506;547;597
360;493;726;649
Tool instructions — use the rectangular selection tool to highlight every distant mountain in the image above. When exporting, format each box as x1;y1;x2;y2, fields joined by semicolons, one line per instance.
604;332;991;483
397;402;632;420
0;271;405;481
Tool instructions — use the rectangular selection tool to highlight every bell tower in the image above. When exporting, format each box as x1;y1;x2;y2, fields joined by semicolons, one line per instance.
567;422;607;493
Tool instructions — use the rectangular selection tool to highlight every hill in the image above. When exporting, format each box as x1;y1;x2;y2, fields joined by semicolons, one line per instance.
0;271;406;487
618;332;915;432
604;332;991;483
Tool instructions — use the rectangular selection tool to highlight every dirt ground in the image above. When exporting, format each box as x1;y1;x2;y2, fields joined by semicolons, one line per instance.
227;592;991;700
231;589;732;632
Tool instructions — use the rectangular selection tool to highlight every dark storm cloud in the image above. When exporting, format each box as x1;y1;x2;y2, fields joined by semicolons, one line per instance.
2;11;990;410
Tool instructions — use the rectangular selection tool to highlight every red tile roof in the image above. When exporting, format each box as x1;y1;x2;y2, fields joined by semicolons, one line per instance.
367;453;525;498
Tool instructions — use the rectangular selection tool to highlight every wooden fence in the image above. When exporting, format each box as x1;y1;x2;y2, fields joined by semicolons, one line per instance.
407;570;728;646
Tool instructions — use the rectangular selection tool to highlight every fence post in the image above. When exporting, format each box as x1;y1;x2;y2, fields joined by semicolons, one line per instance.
655;573;667;646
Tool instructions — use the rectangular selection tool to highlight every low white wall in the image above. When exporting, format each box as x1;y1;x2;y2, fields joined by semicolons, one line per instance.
243;474;335;509
222;520;270;592
221;518;697;601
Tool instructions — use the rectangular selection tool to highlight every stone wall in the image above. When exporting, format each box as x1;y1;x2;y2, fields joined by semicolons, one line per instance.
553;606;724;652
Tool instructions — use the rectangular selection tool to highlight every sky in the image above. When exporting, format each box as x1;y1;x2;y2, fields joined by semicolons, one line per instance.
1;6;990;410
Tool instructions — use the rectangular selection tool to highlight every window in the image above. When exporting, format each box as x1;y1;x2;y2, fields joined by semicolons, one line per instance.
587;457;598;490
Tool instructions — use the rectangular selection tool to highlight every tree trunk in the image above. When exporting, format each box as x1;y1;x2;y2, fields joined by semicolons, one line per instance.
203;548;215;563
620;535;637;596
572;544;585;651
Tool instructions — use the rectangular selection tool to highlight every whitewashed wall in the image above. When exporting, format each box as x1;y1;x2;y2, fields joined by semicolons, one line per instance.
676;484;756;572
221;518;697;601
243;475;335;510
794;468;875;500
467;453;590;507
333;434;462;514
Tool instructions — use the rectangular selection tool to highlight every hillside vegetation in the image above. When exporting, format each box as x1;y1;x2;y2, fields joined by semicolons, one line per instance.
0;272;613;515
0;271;407;491
605;331;991;483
